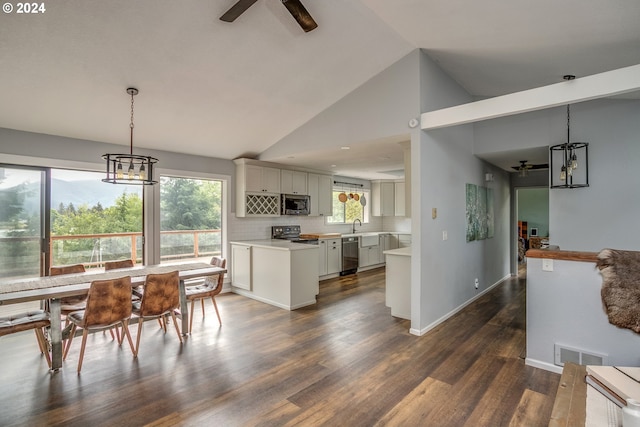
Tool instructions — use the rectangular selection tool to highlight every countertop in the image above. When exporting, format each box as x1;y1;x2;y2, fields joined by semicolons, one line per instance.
229;239;319;251
383;247;412;257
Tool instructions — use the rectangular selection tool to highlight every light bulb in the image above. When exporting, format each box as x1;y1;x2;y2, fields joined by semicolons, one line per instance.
567;165;573;176
128;161;134;179
571;153;578;169
116;162;124;180
560;165;566;181
139;163;146;180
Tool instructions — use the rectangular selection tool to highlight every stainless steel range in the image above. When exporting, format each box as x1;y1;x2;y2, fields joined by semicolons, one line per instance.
271;225;318;245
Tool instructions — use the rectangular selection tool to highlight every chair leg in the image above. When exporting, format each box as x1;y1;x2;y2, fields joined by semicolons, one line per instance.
169;310;183;343
134;317;144;358
211;297;222;325
34;328;52;368
77;330;89;373
121;320;135;355
157;318;164;330
201;298;205;316
63;324;77;360
189;299;196;334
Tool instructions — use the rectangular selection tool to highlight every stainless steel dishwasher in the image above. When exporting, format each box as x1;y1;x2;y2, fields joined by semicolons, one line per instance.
341;236;359;276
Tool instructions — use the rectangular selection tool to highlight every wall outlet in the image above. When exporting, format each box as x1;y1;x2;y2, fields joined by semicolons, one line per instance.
474;278;479;289
542;259;554;272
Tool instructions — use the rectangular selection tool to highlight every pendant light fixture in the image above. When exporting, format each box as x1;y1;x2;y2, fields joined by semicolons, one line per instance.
549;75;589;189
102;88;158;185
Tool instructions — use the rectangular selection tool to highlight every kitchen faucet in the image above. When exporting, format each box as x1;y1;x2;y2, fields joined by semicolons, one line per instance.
352;218;362;234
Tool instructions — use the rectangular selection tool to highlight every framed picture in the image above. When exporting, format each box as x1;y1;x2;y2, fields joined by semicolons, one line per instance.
530;228;538;237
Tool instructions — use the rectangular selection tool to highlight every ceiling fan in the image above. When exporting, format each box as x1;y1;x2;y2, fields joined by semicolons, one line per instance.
220;0;318;32
512;160;548;176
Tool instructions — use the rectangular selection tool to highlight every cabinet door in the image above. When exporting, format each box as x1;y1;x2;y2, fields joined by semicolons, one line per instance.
308;174;320;216
231;244;252;290
381;182;395;216
245;165;264;193
317;175;333;215
394;181;405;216
326;239;342;274
292;171;307;195
318;240;328;276
263;167;281;193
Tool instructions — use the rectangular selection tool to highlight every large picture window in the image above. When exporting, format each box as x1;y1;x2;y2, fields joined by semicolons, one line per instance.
159;176;223;264
327;189;369;224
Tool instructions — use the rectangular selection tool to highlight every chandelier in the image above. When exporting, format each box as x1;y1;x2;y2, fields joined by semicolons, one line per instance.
549;75;589;189
102;88;158;185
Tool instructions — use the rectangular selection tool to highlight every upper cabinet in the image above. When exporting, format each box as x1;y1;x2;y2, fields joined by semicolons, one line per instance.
372;180;405;217
245;165;281;194
308;173;333;216
281;170;308;195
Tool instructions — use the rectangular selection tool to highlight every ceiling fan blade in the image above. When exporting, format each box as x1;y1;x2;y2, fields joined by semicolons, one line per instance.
220;0;259;22
281;0;318;32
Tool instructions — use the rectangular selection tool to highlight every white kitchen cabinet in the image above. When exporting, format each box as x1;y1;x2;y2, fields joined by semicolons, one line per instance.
235;160;281;217
394;181;405;217
378;233;399;264
281;170;308;195
359;244;381;268
231;243;252;290
318;238;341;277
398;234;412;248
307;173;333;216
245;165;281;193
371;181;395;216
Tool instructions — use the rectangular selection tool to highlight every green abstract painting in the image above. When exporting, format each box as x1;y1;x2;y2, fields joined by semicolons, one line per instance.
466;183;494;242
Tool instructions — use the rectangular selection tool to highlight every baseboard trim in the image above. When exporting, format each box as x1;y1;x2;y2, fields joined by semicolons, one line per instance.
525;358;563;374
411;274;511;337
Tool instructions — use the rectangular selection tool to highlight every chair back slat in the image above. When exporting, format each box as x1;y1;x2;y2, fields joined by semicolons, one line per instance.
140;271;180;317
83;276;132;327
50;264;86;276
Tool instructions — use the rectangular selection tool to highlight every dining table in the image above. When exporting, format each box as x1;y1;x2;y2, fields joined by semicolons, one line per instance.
0;262;226;371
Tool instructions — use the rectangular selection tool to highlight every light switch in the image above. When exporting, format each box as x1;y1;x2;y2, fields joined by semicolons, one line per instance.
542;259;554;272
432;208;437;219
442;230;448;241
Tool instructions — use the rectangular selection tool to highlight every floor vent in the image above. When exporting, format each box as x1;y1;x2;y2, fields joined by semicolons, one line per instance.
554;344;607;367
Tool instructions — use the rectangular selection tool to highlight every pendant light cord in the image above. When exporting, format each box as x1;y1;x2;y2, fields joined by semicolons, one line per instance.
130;91;135;156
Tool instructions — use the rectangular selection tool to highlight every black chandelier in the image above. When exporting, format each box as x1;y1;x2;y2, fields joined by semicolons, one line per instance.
549;76;589;189
102;88;158;185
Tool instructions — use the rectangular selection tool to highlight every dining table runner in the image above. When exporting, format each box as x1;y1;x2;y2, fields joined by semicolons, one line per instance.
0;262;215;294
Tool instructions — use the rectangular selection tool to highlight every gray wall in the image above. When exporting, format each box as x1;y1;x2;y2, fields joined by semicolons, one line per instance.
411;52;511;334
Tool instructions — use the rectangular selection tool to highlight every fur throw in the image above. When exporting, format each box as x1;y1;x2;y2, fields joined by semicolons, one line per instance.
597;249;640;333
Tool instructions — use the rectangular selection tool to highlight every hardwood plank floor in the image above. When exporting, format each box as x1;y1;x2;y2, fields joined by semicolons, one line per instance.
0;267;559;426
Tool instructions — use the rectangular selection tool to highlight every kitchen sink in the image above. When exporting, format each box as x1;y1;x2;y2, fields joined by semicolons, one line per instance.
359;233;379;247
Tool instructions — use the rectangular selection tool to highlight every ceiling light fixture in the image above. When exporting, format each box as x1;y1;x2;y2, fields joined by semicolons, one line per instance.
102;88;158;185
549;76;589;189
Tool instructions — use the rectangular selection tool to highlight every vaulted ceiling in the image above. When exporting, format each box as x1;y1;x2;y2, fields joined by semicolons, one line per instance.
1;1;638;178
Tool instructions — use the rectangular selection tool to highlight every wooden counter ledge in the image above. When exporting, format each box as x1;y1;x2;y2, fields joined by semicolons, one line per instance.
526;248;598;263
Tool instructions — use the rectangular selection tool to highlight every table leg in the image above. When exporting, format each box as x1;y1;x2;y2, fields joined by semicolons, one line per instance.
179;279;188;336
49;298;62;371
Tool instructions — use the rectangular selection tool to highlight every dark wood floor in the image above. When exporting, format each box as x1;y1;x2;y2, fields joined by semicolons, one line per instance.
0;267;559;426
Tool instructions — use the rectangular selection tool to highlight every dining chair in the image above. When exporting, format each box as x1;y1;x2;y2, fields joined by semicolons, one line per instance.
63;276;135;373
50;264;90;322
0;310;52;368
131;270;182;357
104;259;135;270
185;256;226;333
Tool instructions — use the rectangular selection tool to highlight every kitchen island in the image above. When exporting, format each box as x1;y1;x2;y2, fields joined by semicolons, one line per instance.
384;246;411;319
229;240;319;310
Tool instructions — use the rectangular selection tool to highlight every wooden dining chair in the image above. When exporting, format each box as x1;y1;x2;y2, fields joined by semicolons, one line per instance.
0;310;51;368
50;264;89;324
104;259;135;270
63;276;135;373
185;256;226;333
131;270;182;357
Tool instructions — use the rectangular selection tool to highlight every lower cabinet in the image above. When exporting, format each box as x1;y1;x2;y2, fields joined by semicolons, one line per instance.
379;233;399;264
231;244;252;290
319;238;341;277
359;244;381;268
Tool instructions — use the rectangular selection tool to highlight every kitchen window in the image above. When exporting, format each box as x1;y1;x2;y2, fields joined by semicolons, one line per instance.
326;189;369;224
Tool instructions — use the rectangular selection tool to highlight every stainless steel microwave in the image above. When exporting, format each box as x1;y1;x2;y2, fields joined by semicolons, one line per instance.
281;194;310;215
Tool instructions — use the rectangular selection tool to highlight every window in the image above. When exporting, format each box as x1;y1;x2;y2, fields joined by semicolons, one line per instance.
327;189;369;224
159;176;223;264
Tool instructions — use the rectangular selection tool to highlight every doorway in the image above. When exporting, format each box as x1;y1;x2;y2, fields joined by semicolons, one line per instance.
516;187;549;273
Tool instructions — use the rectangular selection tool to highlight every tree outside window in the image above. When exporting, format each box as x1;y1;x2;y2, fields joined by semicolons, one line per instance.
327;190;368;224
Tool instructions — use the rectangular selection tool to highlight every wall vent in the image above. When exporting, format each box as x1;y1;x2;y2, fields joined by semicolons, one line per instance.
554;344;607;367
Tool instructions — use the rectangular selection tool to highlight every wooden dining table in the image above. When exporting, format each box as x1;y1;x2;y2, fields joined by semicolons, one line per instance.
0;262;226;371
